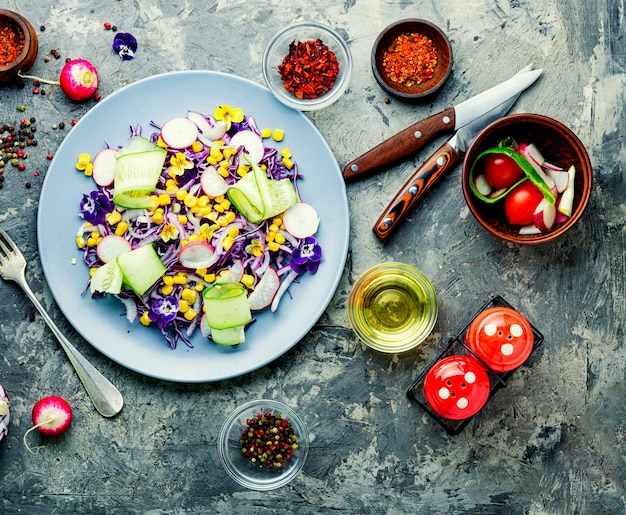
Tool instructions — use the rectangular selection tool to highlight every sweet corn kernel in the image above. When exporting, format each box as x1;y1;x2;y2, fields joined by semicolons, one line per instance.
196;267;207;276
87;237;98;247
156;136;167;148
184;308;197;321
173;274;187;285
166;182;179;192
178;299;189;313
106;210;122;225
268;223;279;234
222;148;232;160
198;196;210;207
280;147;292;159
241;274;255;288
76;236;86;249
161;284;174;295
219;199;231;211
182;288;197;302
194;283;205;292
282;157;294;170
274;232;286;244
176;189;188;201
236;164;249;177
178;215;189;225
115;221;128;236
214;203;225;213
191;140;203;152
140;312;151;326
209;147;223;160
273;129;285;142
267;241;280;252
206;156;218;166
89;267;98;277
217;166;230;178
184;195;198;208
162;276;175;286
158;193;171;206
203;273;216;282
83;164;93;176
260;127;271;138
265;232;275;242
152;211;165;225
224;210;236;223
227;226;239;238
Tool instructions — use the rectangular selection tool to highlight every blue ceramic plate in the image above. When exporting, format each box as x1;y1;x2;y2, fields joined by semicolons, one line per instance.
37;71;349;383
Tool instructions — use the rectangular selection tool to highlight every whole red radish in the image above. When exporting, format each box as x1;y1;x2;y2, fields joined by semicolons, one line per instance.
23;396;73;454
59;59;99;101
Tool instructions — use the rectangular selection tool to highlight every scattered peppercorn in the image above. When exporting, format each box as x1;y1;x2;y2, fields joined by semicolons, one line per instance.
71;119;78;126
240;411;299;468
94;93;101;102
40;25;45;32
278;38;340;100
25;181;31;188
111;25;118;32
384;97;391;104
104;22;112;30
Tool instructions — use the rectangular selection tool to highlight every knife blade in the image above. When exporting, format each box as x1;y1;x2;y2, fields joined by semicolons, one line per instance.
343;66;542;182
372;69;543;241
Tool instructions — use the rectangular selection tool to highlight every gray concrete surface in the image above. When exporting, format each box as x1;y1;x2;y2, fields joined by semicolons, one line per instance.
0;0;625;513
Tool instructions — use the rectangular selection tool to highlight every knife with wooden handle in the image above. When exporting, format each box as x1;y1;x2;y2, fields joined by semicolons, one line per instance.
343;66;541;182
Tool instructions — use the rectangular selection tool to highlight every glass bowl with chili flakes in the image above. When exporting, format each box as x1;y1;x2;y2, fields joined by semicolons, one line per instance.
0;10;38;85
263;21;352;111
372;19;452;101
218;399;309;491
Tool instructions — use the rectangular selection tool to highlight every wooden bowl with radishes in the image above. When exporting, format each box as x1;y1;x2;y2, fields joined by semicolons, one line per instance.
462;113;592;245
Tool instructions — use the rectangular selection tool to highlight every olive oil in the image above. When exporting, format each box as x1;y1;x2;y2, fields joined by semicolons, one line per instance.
348;263;437;353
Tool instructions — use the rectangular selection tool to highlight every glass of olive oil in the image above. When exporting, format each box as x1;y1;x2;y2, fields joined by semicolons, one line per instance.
348;262;437;353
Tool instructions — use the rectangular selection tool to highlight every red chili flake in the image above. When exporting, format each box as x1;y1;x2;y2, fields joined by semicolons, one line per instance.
278;38;340;100
104;22;112;30
0;20;26;66
381;32;438;87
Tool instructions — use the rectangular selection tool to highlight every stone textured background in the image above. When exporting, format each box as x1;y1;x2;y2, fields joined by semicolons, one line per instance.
0;0;624;513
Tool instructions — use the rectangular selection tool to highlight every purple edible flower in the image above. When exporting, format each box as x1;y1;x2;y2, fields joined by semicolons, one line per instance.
113;32;138;61
80;190;113;225
149;296;179;330
289;236;322;274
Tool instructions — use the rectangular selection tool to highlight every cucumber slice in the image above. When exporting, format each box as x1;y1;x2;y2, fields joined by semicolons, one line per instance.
90;260;124;294
210;325;246;346
227;156;297;223
116;244;167;296
113;147;167;209
203;282;252;330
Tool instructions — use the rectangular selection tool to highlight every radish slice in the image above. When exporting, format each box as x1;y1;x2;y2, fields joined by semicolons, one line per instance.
229;130;265;164
200;166;228;197
474;174;492;196
519;224;542;235
533;198;557;232
92;148;118;186
557;165;576;217
160;117;198;149
96;234;132;263
247;267;280;310
545;168;569;193
218;260;244;284
199;314;211;337
178;241;215;268
282;202;320;238
187;110;215;135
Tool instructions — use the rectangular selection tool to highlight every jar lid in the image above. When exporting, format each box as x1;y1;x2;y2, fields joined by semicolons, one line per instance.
465;306;534;372
423;355;490;420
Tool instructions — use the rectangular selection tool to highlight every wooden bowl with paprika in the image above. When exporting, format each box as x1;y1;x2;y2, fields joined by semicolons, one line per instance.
0;10;38;85
372;19;452;101
462;113;593;245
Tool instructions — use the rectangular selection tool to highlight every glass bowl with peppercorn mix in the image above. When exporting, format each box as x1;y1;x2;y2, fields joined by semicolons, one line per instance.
262;21;352;111
371;19;452;101
218;399;309;491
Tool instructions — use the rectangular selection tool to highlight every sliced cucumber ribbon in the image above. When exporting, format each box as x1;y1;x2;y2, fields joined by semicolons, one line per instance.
469;146;556;205
227;155;297;223
202;282;252;345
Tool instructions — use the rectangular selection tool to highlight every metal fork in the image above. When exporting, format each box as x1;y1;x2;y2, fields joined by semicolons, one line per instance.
0;228;124;417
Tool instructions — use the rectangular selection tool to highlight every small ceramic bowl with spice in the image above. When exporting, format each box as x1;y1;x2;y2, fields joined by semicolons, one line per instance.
462;113;593;245
0;10;38;85
262;21;352;111
372;19;452;101
218;399;309;491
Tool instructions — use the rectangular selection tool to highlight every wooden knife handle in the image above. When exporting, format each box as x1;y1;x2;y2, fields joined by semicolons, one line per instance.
373;141;461;241
343;107;455;182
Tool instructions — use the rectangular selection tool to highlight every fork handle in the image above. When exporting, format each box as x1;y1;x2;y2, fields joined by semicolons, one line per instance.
22;283;124;417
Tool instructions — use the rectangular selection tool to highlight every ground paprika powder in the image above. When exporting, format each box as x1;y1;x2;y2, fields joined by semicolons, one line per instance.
278;38;340;99
382;32;438;87
0;20;25;67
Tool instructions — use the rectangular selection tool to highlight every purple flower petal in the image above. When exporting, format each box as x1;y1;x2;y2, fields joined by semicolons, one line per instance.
112;32;138;61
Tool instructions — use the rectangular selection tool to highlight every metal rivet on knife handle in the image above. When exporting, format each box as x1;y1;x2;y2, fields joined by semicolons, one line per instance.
342;107;456;182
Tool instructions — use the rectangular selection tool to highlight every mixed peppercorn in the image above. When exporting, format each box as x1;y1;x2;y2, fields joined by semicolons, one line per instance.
278;38;340;99
240;411;299;468
382;32;438;87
